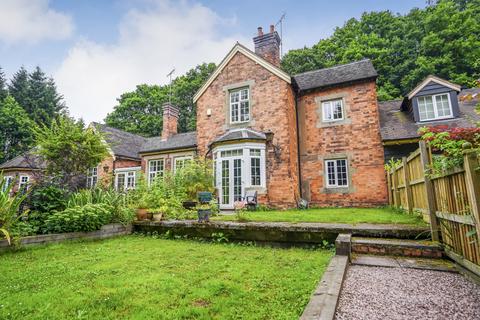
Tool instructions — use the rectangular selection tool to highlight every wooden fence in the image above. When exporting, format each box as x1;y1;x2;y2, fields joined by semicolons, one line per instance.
387;141;480;273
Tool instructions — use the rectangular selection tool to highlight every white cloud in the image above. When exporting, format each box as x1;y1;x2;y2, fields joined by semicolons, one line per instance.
55;0;248;123
0;0;73;45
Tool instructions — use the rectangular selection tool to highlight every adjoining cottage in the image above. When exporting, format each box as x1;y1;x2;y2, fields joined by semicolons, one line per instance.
379;75;480;160
2;24;479;210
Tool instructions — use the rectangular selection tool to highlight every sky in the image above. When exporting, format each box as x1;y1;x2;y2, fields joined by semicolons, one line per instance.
0;0;426;123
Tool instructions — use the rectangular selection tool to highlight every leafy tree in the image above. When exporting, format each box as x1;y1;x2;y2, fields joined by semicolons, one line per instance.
281;0;480;100
0;96;36;163
105;63;216;136
33;116;109;191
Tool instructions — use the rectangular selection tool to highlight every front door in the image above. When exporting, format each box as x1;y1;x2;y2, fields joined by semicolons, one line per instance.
219;156;243;210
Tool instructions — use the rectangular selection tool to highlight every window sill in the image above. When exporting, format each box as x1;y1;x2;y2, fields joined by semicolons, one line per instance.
316;118;351;128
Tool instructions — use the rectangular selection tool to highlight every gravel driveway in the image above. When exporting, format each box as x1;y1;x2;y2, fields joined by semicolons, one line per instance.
335;265;480;320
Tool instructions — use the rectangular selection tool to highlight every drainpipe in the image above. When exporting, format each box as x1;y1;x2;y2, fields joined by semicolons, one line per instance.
295;93;303;201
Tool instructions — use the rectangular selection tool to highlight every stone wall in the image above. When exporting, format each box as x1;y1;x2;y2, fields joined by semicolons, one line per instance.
297;80;388;207
196;51;299;208
0;223;132;252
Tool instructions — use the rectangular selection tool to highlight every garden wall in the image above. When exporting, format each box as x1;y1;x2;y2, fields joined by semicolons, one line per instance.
0;223;132;252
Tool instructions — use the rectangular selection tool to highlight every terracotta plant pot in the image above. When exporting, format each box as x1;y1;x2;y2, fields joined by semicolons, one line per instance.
136;208;149;221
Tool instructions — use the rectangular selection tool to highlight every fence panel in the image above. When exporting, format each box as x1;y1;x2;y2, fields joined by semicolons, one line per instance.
387;143;480;270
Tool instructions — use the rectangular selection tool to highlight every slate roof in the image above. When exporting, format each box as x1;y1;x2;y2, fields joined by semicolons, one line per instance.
93;123;147;159
140;131;197;154
293;59;378;92
210;129;266;145
379;88;480;141
0;150;46;170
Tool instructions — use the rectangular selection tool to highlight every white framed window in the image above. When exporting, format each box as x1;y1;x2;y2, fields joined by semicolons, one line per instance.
148;159;164;184
417;93;453;121
116;171;136;191
322;99;344;122
250;149;261;186
230;88;250;123
87;167;98;188
2;176;13;192
173;156;193;172
325;159;348;188
19;175;30;193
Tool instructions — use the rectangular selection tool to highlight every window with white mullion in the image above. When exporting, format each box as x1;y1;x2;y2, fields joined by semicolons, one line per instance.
87;167;98;188
148;159;164;184
322;99;344;122
417;93;452;121
230;88;250;123
2;176;13;192
325;159;348;188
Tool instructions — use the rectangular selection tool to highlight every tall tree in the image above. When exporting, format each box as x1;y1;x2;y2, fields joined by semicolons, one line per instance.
281;0;480;100
105;63;216;136
26;66;66;125
0;67;7;102
0;96;36;163
8;66;29;109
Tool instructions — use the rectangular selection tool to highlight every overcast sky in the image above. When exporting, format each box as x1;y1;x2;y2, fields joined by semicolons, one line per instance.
0;0;426;123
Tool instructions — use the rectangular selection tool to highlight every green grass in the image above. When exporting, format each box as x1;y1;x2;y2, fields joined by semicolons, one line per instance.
213;207;427;226
0;236;332;319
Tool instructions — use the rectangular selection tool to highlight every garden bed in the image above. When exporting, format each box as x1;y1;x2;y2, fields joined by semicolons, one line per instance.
0;235;332;319
213;207;427;226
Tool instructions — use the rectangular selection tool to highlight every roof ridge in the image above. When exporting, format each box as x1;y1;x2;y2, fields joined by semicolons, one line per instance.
94;122;148;140
293;59;371;77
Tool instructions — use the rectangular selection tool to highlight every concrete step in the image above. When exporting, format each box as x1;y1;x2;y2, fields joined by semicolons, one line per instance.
351;237;443;258
351;254;457;273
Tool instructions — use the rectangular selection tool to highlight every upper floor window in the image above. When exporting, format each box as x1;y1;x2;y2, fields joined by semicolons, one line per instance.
325;159;348;188
417;93;453;121
322;99;344;122
87;167;98;188
148;159;164;184
230;88;250;123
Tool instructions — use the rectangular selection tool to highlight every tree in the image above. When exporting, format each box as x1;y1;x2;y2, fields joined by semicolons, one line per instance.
33;117;109;190
8;66;29;110
105;63;216;136
8;66;66;126
0;67;7;102
0;96;36;163
281;0;480;100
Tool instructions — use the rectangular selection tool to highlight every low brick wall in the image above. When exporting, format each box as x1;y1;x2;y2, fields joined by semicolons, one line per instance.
133;220;429;245
0;223;132;252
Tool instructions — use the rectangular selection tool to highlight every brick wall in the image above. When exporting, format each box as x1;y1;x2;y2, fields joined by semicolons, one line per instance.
297;81;388;207
1;169;41;193
97;156;141;188
196;51;299;208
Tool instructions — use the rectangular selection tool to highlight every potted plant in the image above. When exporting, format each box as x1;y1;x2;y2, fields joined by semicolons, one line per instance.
136;197;150;221
196;203;211;222
150;207;165;221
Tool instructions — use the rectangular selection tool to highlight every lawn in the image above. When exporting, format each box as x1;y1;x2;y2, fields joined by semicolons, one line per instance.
213;207;427;226
0;236;332;320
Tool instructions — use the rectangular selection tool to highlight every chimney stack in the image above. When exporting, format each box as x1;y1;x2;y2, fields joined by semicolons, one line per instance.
161;102;179;140
253;24;281;67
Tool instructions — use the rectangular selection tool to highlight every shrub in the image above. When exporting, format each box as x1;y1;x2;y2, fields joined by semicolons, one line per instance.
44;203;113;233
26;183;68;213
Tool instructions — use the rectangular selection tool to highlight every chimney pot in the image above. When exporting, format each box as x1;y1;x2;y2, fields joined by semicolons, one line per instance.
270;25;275;33
257;27;263;36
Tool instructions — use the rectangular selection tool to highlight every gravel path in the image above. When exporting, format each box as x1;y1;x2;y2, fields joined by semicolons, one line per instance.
335;265;480;320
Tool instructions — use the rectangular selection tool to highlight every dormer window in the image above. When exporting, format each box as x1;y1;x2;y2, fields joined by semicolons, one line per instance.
230;88;250;123
417;93;453;121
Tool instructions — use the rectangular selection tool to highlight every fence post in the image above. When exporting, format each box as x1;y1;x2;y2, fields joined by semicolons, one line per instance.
391;168;400;207
463;147;480;245
419;141;440;241
402;157;414;214
386;171;392;205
